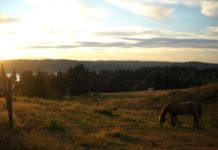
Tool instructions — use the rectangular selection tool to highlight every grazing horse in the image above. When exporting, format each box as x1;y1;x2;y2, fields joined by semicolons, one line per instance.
159;101;202;128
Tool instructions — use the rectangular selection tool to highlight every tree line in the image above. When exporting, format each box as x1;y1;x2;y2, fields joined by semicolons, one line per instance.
13;64;218;98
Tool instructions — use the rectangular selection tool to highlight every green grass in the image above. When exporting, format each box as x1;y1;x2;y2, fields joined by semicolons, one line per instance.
0;83;218;150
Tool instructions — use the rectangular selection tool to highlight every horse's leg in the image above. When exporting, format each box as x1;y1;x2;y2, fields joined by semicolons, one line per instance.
174;115;177;127
196;114;200;128
171;114;174;127
193;115;198;128
193;115;195;128
171;115;177;127
196;117;199;128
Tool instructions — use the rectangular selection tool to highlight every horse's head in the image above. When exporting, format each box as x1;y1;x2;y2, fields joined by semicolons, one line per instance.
159;114;166;127
159;105;168;127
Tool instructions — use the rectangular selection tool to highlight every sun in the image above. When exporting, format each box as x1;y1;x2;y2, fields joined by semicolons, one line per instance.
0;48;33;60
0;49;19;60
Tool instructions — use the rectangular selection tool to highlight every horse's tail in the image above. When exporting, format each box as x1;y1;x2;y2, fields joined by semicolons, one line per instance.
198;104;202;119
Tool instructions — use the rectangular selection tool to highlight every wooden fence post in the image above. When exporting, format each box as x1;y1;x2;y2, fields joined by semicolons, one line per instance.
1;64;14;128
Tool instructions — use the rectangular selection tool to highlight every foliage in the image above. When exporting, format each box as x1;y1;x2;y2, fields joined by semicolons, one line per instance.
16;71;49;98
67;64;90;95
49;71;67;99
15;65;218;98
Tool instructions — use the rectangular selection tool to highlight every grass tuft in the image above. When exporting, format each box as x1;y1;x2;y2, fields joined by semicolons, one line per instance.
45;117;66;132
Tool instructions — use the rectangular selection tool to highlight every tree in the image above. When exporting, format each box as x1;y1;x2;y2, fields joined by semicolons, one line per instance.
96;70;112;92
18;71;34;97
32;71;49;98
67;64;90;95
11;69;17;83
18;71;49;98
49;71;67;99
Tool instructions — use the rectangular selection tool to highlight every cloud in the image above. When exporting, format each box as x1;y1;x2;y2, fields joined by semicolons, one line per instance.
106;0;217;20
207;26;218;36
161;0;218;19
13;0;113;42
28;44;78;49
159;0;200;7
23;0;112;20
125;38;218;49
22;24;218;50
208;26;218;33
80;38;218;49
107;0;174;20
95;26;202;39
0;13;19;23
86;8;112;20
200;0;218;18
96;28;166;37
27;38;218;49
159;0;218;19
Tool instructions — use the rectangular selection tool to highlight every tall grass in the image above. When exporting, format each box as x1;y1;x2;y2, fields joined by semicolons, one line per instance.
0;83;217;150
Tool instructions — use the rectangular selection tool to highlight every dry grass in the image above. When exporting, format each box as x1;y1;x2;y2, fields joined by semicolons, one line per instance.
0;83;218;150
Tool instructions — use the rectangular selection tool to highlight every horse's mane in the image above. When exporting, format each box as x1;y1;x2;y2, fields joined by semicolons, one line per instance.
160;101;181;117
161;101;176;113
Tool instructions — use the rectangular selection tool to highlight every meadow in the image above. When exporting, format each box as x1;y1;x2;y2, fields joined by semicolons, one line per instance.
0;83;217;150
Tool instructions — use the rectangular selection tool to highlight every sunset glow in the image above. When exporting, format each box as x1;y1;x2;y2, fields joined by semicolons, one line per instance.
0;0;218;62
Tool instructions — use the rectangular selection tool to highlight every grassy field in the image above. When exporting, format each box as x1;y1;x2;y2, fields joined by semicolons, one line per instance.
0;83;218;150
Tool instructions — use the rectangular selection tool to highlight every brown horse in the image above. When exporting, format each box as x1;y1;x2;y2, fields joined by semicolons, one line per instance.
159;101;202;128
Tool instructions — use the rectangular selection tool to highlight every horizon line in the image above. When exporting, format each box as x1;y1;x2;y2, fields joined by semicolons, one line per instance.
0;59;217;65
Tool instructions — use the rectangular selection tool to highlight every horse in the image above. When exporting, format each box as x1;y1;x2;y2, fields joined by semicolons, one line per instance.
159;101;202;128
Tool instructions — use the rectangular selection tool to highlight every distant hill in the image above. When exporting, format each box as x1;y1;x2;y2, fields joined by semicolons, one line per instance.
1;59;218;72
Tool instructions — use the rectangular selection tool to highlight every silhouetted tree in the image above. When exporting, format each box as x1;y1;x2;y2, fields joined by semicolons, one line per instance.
96;70;112;92
15;65;218;98
32;71;49;98
18;71;49;98
49;71;67;98
18;71;34;97
11;69;17;82
67;64;90;95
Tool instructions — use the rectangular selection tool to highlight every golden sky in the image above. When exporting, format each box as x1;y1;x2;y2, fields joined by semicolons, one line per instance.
0;0;218;63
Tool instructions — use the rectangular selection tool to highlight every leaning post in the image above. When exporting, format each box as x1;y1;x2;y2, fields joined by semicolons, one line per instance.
1;64;14;128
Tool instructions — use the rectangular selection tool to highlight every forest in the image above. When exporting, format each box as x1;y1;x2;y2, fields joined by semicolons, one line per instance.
13;64;218;98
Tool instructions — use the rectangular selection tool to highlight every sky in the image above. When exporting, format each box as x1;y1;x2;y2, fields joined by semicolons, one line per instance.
0;0;218;63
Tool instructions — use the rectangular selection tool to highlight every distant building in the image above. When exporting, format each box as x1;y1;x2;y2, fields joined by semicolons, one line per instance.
147;87;154;91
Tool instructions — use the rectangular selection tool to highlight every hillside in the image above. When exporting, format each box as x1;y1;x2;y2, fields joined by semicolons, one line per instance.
0;83;217;150
1;59;218;72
